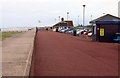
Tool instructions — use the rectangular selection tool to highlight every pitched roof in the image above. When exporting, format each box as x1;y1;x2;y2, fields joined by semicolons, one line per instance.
53;20;74;27
90;14;120;24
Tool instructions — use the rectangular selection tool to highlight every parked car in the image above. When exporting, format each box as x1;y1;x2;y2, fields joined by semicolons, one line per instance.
113;33;120;43
65;29;73;34
88;32;92;37
64;29;71;33
84;28;89;32
53;28;56;31
84;31;92;35
76;30;84;35
58;29;65;32
61;29;69;33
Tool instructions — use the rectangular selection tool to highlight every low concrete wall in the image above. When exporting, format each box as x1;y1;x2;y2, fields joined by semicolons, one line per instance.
24;30;36;77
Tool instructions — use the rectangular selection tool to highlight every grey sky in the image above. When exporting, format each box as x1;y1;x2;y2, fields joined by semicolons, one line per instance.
0;0;119;28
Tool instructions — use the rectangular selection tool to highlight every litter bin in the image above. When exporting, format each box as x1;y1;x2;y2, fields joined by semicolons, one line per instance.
73;29;76;36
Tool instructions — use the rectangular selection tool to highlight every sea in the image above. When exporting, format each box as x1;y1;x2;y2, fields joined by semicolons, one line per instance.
0;27;34;32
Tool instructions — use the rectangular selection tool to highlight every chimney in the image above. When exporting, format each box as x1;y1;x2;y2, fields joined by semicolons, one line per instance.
61;18;64;22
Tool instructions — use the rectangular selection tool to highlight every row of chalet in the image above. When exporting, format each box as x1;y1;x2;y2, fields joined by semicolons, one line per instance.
51;14;120;42
53;18;74;30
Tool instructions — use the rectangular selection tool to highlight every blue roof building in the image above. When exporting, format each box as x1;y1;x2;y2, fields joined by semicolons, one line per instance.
90;14;120;42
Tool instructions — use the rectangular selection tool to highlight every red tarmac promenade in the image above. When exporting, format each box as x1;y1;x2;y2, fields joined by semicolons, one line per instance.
30;31;118;76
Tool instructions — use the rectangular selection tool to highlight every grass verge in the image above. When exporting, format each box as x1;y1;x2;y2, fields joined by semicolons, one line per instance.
0;31;23;40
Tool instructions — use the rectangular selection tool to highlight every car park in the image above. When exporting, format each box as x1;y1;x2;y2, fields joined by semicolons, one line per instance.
56;27;93;38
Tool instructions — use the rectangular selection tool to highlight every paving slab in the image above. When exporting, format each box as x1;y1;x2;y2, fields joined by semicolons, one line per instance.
2;29;36;76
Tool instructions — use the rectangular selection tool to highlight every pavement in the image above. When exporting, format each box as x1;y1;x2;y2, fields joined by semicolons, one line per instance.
0;40;2;78
2;29;36;76
30;31;118;76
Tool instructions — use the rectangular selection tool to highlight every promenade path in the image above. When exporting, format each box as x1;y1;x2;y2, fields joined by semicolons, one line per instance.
2;29;36;76
31;31;118;76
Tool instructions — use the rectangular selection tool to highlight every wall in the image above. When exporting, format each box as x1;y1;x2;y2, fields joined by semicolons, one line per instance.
98;25;118;42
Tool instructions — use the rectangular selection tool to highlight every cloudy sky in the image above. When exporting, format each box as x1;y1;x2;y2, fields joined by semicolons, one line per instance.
0;0;120;28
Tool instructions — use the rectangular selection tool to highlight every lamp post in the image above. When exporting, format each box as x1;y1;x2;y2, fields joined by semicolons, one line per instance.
118;1;120;17
67;12;69;20
90;15;92;21
55;18;56;23
38;20;41;27
83;5;86;26
78;16;80;26
58;16;60;30
59;16;61;22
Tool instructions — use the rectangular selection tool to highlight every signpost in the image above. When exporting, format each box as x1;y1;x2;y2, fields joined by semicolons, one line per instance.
100;28;104;36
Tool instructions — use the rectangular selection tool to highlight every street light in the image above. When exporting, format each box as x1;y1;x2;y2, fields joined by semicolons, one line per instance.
83;5;86;26
55;18;56;23
59;16;61;22
90;15;93;21
59;16;61;29
78;16;80;26
67;12;69;20
38;20;41;27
